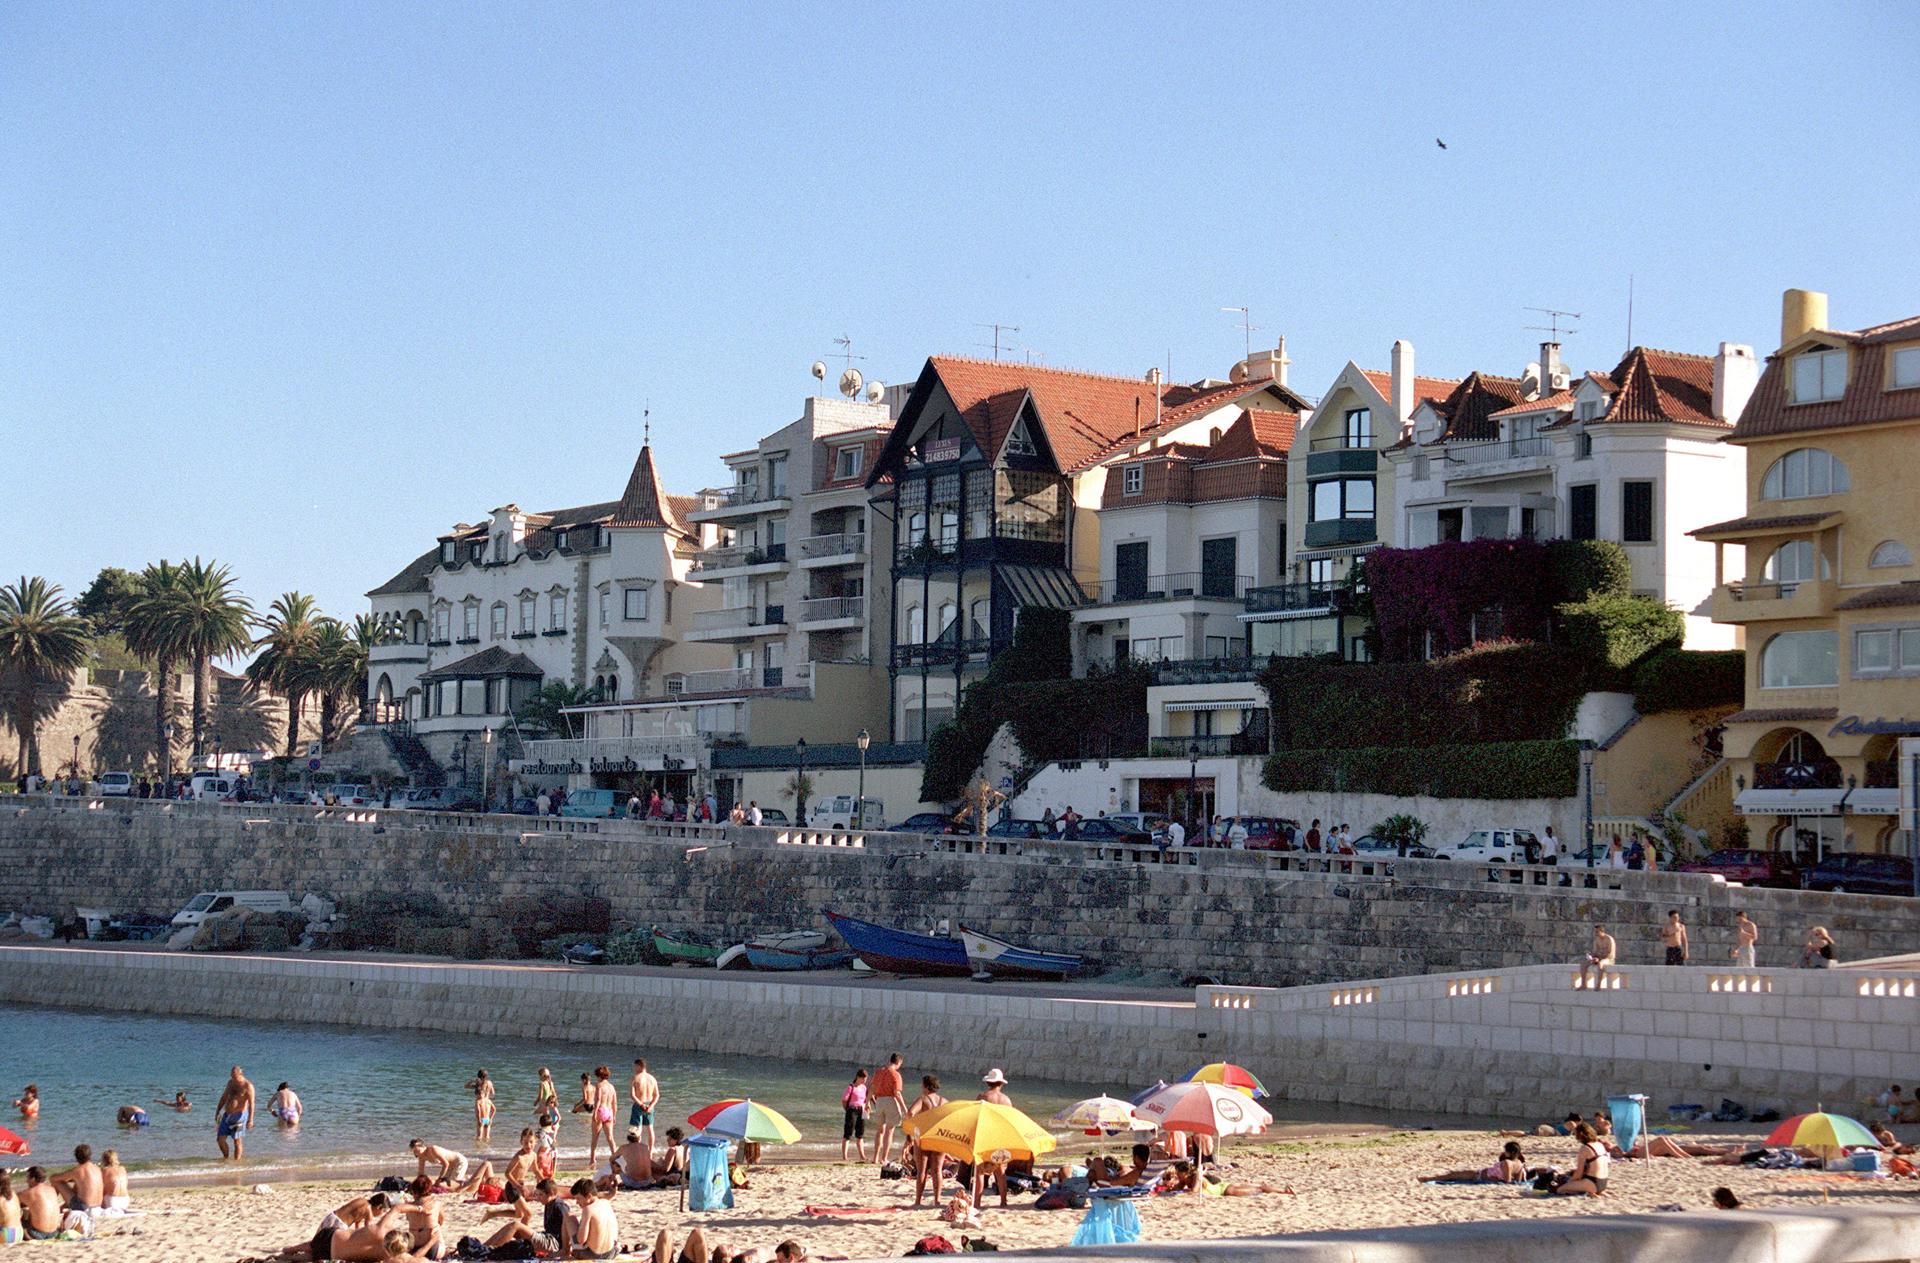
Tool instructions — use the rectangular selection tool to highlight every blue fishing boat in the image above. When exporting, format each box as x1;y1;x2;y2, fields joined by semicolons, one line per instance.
744;941;856;971
958;924;1082;980
823;909;971;977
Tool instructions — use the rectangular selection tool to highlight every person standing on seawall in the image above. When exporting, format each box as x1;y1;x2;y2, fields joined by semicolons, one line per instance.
1732;911;1759;968
1662;910;1690;966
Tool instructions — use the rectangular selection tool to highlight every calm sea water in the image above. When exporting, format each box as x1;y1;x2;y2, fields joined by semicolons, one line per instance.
0;1005;1108;1180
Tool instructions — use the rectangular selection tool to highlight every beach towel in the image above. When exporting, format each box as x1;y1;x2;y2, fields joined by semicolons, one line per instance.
803;1206;895;1217
1070;1195;1142;1247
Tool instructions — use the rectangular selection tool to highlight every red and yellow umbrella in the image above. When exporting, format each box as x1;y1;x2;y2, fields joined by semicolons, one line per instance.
1763;1111;1879;1157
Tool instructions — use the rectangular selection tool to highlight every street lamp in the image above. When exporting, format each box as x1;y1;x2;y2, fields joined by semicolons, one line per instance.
163;721;176;792
1188;741;1202;845
794;737;808;827
71;734;81;782
1580;741;1597;867
481;727;495;810
855;729;871;828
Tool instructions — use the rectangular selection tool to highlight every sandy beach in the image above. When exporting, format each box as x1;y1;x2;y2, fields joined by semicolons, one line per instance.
58;1125;1920;1262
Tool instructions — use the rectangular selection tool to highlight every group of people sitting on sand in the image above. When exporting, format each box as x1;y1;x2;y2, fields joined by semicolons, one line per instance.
0;1145;134;1242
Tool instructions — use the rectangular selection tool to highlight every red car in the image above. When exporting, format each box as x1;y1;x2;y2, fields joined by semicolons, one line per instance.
1674;849;1802;889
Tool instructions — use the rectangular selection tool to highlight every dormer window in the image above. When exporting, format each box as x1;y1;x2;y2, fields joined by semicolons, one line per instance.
1791;347;1847;403
555;530;568;550
834;446;863;480
1004;419;1037;457
596;526;609;548
1891;346;1920;391
1123;465;1144;496
1575;399;1602;422
468;542;485;563
440;542;456;565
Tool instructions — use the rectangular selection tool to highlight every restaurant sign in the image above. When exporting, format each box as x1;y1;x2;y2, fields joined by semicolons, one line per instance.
1829;716;1920;738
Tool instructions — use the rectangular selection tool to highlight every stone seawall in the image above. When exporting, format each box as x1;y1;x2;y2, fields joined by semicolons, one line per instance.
7;798;1920;986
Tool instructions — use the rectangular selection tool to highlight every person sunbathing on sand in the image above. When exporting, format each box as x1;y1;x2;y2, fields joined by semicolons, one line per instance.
476;1179;548;1254
563;1178;619;1259
1422;1141;1529;1184
1621;1135;1744;1159
1871;1122;1915;1155
597;1127;656;1193
257;1193;389;1261
1553;1123;1610;1197
1153;1160;1287;1197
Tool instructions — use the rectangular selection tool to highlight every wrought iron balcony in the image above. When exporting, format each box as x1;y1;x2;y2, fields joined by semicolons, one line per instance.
1081;572;1250;605
1243;582;1349;615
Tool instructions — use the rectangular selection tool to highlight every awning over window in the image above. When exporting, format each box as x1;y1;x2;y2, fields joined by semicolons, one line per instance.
1844;788;1901;816
998;564;1087;610
1735;788;1845;817
1162;699;1259;713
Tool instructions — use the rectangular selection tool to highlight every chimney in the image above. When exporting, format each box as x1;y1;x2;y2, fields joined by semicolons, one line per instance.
1781;288;1829;346
1236;338;1291;387
1389;339;1414;423
1539;342;1566;392
1713;342;1760;424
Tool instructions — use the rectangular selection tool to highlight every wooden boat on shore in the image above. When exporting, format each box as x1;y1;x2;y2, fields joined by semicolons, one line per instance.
745;941;856;971
652;926;723;964
823;909;971;977
957;924;1082;980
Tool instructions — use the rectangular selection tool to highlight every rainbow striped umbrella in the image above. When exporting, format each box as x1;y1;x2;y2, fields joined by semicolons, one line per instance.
687;1098;801;1144
1181;1062;1269;1098
1763;1111;1879;1156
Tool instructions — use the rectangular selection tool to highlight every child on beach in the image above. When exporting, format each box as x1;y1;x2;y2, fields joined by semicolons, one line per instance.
535;1068;559;1122
467;1070;495;1144
1421;1142;1529;1184
840;1069;870;1162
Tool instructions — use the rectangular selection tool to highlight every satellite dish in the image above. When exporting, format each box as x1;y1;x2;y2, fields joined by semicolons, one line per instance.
1230;362;1248;384
838;367;863;398
811;361;828;381
865;380;885;403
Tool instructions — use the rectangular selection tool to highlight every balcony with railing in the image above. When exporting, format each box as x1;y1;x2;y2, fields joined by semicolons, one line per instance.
1707;576;1835;624
1449;434;1552;465
797;595;864;627
797;533;867;565
892;637;993;669
687;604;789;640
663;662;813;696
1079;572;1251;606
686;483;792;521
1243;582;1349;616
1148;727;1271;759
1147;655;1271;686
687;541;788;578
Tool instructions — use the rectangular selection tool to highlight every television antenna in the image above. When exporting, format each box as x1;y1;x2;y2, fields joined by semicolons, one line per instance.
974;322;1021;361
1524;306;1582;341
1221;305;1259;359
828;334;867;372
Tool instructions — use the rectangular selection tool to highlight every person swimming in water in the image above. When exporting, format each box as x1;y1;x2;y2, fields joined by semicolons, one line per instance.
14;1085;38;1120
115;1106;149;1127
269;1082;302;1128
152;1091;191;1113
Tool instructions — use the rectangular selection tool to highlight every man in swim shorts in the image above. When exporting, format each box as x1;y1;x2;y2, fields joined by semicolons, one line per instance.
628;1058;659;1151
216;1065;256;1161
51;1144;104;1213
408;1138;469;1188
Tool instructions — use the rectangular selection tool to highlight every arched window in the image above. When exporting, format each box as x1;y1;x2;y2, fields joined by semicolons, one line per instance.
1763;540;1826;585
1870;540;1913;568
937;601;957;640
1760;448;1850;500
907;605;924;644
605;674;618;700
969;598;990;640
1761;630;1838;689
490;603;507;639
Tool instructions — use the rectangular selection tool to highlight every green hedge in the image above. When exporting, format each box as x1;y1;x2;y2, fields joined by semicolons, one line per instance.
1632;648;1747;714
1545;539;1633;604
1263;739;1581;800
919;605;1087;802
1259;642;1591;752
1556;594;1686;678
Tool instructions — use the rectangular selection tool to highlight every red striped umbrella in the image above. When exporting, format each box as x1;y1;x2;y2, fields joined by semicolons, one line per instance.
0;1126;29;1156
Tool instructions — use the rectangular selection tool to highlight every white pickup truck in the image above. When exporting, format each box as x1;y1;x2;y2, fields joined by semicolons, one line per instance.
1427;828;1544;863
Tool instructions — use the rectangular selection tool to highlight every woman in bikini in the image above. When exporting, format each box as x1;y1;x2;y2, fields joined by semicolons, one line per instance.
13;1085;37;1121
1422;1141;1529;1184
907;1075;948;1207
467;1070;495;1145
1152;1160;1287;1196
1554;1123;1611;1196
588;1067;618;1170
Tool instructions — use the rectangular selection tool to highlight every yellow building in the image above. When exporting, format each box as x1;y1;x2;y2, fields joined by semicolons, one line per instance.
1694;289;1920;857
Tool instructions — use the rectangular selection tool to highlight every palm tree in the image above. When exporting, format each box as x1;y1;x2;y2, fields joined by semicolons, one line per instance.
168;559;254;763
122;561;186;773
0;577;92;778
515;681;597;739
303;617;370;746
246;591;320;761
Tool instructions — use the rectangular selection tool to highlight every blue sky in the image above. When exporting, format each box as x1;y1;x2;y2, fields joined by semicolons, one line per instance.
4;1;1917;627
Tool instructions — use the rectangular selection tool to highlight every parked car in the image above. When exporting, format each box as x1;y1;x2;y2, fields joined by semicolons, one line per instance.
889;811;957;834
986;818;1049;839
1674;848;1804;889
94;772;135;797
809;795;887;830
1074;817;1153;845
169;889;295;929
399;786;481;812
1428;828;1541;863
1223;816;1297;850
756;808;790;825
309;782;373;806
559;788;622;818
1104;811;1173;838
504;797;541;815
1803;853;1916;896
190;773;241;802
1350;833;1437;859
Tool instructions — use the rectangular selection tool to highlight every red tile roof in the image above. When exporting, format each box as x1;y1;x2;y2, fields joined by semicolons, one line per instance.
1835;582;1920;612
892;357;1308;479
1490;388;1577;419
1210;407;1299;460
1358;369;1459;410
1427;373;1532;442
1730;313;1920;442
612;445;681;530
1599;347;1721;426
816;433;891;490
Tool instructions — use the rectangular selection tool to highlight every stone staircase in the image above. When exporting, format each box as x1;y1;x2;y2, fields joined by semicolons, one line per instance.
381;723;446;787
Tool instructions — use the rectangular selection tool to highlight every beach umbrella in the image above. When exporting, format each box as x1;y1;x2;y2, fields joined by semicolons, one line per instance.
687;1098;801;1145
902;1099;1057;1163
1180;1062;1269;1098
1127;1080;1169;1107
1132;1081;1272;1138
1763;1110;1879;1159
1052;1096;1152;1135
0;1126;27;1156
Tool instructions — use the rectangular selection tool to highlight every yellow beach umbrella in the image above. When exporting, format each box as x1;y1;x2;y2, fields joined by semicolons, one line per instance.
902;1099;1058;1163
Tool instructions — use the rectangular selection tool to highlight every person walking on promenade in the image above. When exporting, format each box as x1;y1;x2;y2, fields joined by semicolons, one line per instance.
1732;911;1759;968
628;1059;660;1153
215;1066;255;1161
1662;910;1690;966
868;1053;908;1165
1578;924;1616;989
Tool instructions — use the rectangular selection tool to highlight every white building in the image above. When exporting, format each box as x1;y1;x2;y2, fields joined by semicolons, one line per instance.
364;443;729;771
1384;342;1756;647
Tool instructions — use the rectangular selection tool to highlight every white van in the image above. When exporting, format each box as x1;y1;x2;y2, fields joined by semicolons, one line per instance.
188;773;238;802
1429;828;1543;863
170;890;296;928
808;794;886;830
95;772;135;797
